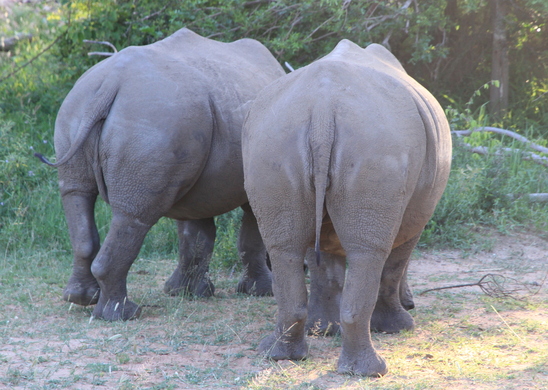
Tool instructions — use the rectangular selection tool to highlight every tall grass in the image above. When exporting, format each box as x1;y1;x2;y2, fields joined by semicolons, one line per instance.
420;98;548;249
421;139;548;249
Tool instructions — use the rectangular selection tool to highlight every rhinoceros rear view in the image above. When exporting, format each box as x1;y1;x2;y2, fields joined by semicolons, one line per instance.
38;28;285;321
242;40;452;376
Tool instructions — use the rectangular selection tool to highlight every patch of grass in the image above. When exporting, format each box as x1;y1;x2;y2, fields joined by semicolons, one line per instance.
86;362;119;373
1;244;547;389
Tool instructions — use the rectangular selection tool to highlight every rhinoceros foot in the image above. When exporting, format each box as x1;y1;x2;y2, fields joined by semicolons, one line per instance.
370;307;415;334
337;347;388;377
258;332;308;361
236;273;273;296
63;278;100;306
92;297;141;321
163;272;215;298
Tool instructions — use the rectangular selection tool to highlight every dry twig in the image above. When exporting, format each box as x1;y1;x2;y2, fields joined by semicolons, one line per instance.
419;273;546;301
84;39;118;57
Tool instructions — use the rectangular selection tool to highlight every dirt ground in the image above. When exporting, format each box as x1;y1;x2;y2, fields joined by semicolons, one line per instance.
2;231;547;389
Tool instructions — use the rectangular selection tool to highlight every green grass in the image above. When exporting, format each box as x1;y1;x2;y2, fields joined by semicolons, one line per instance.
1;240;547;389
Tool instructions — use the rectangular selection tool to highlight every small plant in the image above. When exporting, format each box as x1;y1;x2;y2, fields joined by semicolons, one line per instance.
86;363;118;373
116;353;131;365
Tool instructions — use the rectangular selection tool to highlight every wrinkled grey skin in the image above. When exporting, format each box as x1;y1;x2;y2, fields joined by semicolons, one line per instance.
242;40;452;376
38;28;285;321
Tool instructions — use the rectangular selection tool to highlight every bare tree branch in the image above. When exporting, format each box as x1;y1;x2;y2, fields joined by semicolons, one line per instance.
87;51;115;57
84;40;118;57
310;31;338;43
365;0;413;32
206;26;241;39
136;4;169;22
84;40;118;53
453;127;548;154
456;140;548;167
306;14;336;40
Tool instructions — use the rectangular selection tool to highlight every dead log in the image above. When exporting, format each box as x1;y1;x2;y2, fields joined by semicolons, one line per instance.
0;33;33;51
457;141;548;167
452;127;548;155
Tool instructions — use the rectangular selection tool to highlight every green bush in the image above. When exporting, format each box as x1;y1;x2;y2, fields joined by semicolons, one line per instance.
421;127;548;250
1;0;546;268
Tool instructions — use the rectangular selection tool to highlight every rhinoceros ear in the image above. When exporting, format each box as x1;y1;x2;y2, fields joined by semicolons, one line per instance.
363;43;407;74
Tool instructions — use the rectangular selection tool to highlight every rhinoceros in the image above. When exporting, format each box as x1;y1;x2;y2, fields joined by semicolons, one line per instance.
242;40;452;376
36;28;285;321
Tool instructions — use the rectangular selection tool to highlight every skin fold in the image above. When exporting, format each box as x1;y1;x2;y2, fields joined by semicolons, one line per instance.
242;40;452;376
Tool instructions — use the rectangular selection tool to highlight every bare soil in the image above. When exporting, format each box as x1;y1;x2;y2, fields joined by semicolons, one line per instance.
2;231;547;389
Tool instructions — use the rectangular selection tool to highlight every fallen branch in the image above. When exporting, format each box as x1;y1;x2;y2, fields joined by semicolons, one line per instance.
419;273;545;301
452;127;548;155
456;141;548;167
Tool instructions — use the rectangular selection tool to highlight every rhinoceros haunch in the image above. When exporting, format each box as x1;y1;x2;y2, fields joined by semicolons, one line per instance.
242;40;452;376
37;28;285;321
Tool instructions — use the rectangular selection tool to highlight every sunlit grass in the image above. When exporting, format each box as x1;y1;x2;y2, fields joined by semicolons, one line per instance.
1;243;547;389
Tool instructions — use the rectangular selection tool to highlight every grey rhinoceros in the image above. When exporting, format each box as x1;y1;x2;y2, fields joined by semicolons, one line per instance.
242;40;452;376
36;28;285;321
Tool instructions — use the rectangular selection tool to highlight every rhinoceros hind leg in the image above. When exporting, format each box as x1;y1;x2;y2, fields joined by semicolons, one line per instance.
164;218;216;298
61;191;101;306
236;204;272;296
306;249;344;336
91;213;151;321
371;234;419;333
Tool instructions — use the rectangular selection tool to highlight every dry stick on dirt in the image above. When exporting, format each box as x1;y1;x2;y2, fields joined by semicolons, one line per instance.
419;273;547;301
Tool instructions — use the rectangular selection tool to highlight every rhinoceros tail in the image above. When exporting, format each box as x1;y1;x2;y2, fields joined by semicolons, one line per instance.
34;152;56;166
310;103;335;266
36;79;118;167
